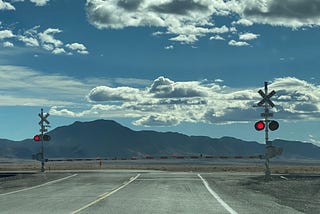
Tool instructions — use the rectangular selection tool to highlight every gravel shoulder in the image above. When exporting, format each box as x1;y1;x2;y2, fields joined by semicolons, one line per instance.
243;174;320;214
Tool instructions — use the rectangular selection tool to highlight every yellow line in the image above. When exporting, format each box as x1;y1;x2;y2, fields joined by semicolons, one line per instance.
70;173;141;214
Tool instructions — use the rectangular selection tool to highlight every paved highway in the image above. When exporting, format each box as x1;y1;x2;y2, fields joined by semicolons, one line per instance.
0;170;303;213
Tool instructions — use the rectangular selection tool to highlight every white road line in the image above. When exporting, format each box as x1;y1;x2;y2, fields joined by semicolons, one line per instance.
198;174;238;214
0;173;78;196
70;173;141;214
137;178;200;181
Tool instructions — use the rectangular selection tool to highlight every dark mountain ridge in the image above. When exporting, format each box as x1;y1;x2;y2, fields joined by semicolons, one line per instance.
0;119;319;159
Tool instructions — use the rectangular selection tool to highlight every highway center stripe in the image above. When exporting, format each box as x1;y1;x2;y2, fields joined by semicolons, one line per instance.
70;173;141;214
0;173;78;196
198;174;238;214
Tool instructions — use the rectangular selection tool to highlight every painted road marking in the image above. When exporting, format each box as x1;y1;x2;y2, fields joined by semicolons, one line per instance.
198;174;238;214
136;178;200;181
70;173;141;214
0;174;78;196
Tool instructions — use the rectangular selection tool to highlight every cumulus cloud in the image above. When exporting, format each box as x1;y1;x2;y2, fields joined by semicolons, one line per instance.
2;41;13;47
228;39;249;46
18;35;39;47
0;0;15;10
30;0;50;6
86;0;232;43
0;30;15;39
210;35;225;40
149;76;207;98
239;32;259;40
84;0;320;45
38;28;63;49
233;0;320;28
52;47;66;54
49;76;320;128
164;45;174;50
66;43;89;54
87;86;142;102
134;114;180;126
0;26;88;55
232;18;253;26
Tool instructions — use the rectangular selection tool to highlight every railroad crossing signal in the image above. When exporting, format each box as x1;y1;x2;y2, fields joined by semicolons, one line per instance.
254;120;279;131
257;89;276;107
254;82;281;181
37;108;50;172
39;112;50;125
33;134;51;141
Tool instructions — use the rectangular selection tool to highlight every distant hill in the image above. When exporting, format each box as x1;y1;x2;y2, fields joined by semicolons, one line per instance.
0;119;319;159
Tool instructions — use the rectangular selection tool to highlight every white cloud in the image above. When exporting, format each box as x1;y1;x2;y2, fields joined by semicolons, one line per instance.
152;31;164;36
46;76;320;129
0;26;88;55
38;28;63;47
85;0;320;45
210;35;225;40
18;35;39;47
0;0;15;10
228;39;249;46
232;18;253;26
30;0;50;6
86;0;232;44
66;43;89;54
0;30;15;39
164;45;174;50
169;34;198;44
239;32;259;40
2;41;13;47
52;47;66;54
231;0;320;28
134;114;180;126
87;86;142;102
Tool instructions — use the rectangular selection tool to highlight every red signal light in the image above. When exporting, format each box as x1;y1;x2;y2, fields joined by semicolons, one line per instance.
33;135;41;141
255;121;265;131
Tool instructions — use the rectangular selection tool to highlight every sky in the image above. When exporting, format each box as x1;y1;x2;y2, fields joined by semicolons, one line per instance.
0;0;320;146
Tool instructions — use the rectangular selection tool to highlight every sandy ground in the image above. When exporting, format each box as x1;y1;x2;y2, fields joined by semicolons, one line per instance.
240;175;320;214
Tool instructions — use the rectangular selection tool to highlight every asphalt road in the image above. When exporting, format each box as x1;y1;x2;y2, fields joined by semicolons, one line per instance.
0;170;304;214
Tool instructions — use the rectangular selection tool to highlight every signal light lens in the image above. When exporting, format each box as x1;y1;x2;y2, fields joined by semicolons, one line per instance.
33;135;41;141
269;120;279;131
255;121;265;131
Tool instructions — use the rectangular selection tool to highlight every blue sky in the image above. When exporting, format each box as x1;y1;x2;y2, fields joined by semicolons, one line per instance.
0;0;320;146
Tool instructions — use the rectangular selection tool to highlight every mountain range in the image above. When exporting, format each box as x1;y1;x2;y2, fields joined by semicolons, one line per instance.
0;119;319;160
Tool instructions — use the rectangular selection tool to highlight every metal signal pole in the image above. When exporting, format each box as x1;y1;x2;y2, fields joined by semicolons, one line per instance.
40;108;45;172
256;81;277;181
263;82;271;180
38;108;50;172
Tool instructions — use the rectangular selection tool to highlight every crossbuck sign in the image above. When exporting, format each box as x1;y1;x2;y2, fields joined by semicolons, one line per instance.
257;89;276;108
